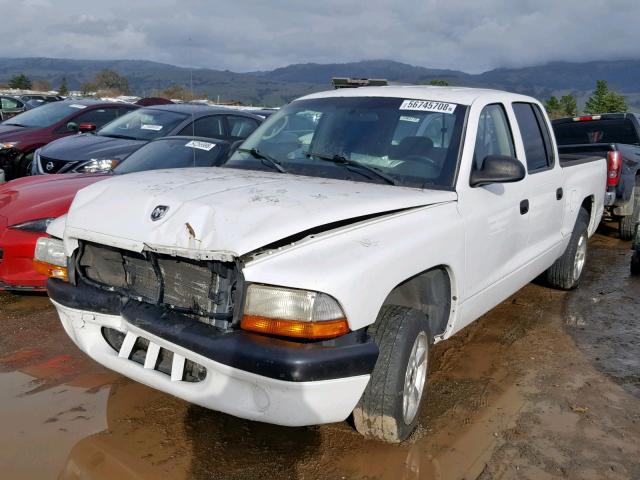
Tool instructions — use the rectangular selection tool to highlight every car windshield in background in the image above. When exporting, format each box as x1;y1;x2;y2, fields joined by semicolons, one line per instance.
225;97;467;188
98;109;188;141
554;119;640;145
2;101;87;128
114;138;224;174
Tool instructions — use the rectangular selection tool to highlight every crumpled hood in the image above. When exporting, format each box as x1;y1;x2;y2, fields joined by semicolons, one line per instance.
65;168;457;259
0;173;108;226
41;134;145;162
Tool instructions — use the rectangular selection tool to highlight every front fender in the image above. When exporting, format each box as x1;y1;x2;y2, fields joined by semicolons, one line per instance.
242;202;464;331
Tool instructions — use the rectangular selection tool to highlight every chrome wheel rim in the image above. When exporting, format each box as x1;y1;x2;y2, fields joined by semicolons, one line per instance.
573;234;587;282
402;331;428;425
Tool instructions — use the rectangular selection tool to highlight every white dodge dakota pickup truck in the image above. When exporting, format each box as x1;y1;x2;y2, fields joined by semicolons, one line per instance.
38;86;606;443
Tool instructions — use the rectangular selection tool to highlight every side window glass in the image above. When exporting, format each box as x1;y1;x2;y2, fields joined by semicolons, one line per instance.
75;108;119;128
513;102;552;172
227;116;259;139
179;116;224;137
474;104;515;169
1;97;19;109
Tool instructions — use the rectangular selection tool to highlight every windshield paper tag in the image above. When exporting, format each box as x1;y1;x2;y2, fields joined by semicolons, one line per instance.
141;124;163;131
185;140;216;151
399;115;421;123
400;99;456;114
69;104;87;109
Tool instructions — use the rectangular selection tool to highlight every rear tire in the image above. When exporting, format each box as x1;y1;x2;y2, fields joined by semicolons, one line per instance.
546;208;590;290
353;306;430;443
619;189;639;241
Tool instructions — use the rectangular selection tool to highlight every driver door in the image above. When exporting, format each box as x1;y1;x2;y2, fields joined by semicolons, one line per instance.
459;103;530;302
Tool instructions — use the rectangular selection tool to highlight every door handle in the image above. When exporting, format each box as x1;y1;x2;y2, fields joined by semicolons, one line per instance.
520;199;529;215
556;187;563;200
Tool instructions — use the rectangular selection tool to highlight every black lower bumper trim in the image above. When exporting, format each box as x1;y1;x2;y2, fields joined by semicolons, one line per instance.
47;278;378;382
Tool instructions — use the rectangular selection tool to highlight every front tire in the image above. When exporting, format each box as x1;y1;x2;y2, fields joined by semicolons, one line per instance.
546;208;590;290
353;306;430;443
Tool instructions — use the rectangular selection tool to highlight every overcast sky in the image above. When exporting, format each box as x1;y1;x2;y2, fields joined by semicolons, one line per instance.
2;0;638;73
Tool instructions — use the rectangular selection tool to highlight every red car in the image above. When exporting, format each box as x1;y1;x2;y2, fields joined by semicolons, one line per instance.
0;135;233;291
0;173;106;290
0;99;137;180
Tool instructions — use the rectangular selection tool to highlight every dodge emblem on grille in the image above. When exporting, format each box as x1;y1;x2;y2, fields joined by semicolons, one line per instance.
151;205;169;221
45;162;54;171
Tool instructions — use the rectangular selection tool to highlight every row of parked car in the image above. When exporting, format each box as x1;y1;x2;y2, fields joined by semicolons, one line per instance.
0;98;272;289
0;93;64;121
0;85;638;444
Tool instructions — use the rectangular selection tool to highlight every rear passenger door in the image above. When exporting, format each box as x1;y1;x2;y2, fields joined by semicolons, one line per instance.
512;102;564;262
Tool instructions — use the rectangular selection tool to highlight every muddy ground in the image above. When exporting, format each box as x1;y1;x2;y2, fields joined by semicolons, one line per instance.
0;231;639;480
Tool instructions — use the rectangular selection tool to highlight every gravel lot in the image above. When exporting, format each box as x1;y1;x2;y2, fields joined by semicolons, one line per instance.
0;230;638;480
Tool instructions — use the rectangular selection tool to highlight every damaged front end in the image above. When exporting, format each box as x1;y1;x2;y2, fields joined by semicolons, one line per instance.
75;240;241;329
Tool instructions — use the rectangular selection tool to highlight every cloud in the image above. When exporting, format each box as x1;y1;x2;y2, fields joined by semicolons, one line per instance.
0;0;638;73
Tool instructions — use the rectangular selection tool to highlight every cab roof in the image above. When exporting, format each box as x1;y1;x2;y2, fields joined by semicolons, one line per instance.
298;85;538;107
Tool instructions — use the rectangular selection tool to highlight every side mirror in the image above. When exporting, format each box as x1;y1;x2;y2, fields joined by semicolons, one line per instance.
78;123;97;133
470;155;525;187
66;121;78;132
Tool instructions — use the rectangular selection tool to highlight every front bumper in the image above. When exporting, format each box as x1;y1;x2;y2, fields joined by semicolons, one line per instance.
0;223;47;291
48;279;377;426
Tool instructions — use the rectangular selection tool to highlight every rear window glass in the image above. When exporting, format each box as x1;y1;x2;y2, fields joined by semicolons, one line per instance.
553;119;640;145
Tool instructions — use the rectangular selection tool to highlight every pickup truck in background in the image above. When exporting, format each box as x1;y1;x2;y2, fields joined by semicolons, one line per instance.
39;87;606;443
553;113;640;239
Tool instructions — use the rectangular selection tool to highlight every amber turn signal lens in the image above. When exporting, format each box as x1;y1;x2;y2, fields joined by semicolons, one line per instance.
241;315;350;340
33;259;68;282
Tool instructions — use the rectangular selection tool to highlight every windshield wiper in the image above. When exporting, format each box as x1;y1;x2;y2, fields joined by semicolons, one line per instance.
4;123;26;127
306;151;397;185
238;147;287;173
101;133;137;140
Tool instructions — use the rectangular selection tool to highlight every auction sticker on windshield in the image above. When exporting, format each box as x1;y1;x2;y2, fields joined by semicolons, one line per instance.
141;124;163;131
400;99;456;114
69;104;87;109
185;140;216;151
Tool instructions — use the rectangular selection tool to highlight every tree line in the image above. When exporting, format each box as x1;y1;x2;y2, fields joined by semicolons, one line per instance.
544;80;628;118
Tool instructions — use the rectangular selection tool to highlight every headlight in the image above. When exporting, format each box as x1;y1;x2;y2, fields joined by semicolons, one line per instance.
241;284;349;340
75;158;120;173
33;237;68;281
9;217;56;232
0;141;19;150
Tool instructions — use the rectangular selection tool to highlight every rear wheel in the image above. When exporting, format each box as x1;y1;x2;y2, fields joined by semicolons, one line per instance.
546;208;590;290
353;306;430;443
619;187;639;241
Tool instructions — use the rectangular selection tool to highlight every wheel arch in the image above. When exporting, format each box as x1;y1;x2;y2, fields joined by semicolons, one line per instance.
579;194;598;236
380;264;456;340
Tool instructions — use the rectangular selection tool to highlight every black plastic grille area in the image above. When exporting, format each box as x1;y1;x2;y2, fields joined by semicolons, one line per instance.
79;242;236;322
39;155;76;174
101;327;206;382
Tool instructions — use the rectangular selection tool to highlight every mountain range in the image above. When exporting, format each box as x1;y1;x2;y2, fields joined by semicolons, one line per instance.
0;57;639;108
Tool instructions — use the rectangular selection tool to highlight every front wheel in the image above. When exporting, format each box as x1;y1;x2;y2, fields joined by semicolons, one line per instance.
546;208;590;290
353;306;430;443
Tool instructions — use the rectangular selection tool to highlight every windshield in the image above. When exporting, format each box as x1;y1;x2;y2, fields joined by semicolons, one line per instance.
98;108;188;141
114;138;226;174
224;97;467;188
2;101;88;128
554;118;640;146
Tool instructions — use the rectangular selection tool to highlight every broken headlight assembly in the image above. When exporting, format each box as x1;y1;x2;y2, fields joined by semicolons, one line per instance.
33;237;68;281
240;284;349;340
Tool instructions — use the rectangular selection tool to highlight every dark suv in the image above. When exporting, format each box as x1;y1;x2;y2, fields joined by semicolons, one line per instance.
33;104;263;175
0;99;137;180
